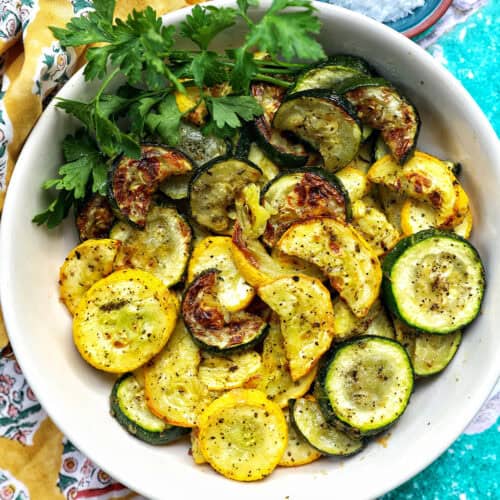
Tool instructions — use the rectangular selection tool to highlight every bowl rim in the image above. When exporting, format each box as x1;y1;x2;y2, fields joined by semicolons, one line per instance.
1;1;499;498
385;0;453;38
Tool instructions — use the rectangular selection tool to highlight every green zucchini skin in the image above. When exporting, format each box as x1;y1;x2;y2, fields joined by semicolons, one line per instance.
75;193;115;242
260;168;352;246
382;229;486;334
188;156;262;234
393;318;462;377
110;373;190;445
289;398;364;456
274;89;362;172
315;336;414;437
108;144;194;228
290;54;375;94
181;269;269;354
335;76;421;165
251;82;311;168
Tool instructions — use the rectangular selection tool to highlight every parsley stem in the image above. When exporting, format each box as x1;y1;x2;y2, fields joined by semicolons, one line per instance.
95;68;121;100
254;74;292;88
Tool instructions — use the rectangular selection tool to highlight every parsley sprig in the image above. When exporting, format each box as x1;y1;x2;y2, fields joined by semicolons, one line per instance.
34;0;325;227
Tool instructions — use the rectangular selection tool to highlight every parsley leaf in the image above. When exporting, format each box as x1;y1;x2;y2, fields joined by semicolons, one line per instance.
33;130;109;228
190;51;228;88
145;94;183;145
32;191;74;229
57;89;141;158
52;0;179;90
50;0;115;46
180;5;237;50
206;95;262;130
245;0;325;61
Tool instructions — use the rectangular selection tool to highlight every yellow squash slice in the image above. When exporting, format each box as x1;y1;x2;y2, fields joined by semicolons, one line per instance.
335;166;370;202
73;269;177;373
351;198;400;255
248;144;280;184
368;152;464;228
279;408;322;467
277;217;382;317
188;236;255;312
198;351;262;391
258;275;335;380
333;298;382;342
378;185;404;232
231;223;322;288
59;238;120;315
401;198;473;238
198;388;288;481
190;427;207;465
249;317;317;407
144;320;216;427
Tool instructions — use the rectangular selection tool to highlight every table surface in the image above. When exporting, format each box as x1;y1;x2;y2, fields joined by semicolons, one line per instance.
0;1;498;499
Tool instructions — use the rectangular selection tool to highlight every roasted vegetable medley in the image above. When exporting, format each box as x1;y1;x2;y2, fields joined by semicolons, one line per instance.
51;0;485;484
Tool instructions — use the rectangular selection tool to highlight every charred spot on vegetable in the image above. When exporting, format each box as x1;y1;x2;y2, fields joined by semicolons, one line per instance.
182;270;268;353
109;145;193;228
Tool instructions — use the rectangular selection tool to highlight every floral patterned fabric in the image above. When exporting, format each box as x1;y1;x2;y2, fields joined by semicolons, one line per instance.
0;1;497;499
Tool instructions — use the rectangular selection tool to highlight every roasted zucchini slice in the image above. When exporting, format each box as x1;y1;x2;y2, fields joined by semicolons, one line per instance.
250;316;318;407
59;238;120;315
144;320;217;427
251;82;311;168
198;389;288;481
277;217;382;318
177;122;229;165
247;144;280;184
315;336;414;436
382;229;485;334
290;397;364;456
198;350;262;391
337;76;420;164
258;275;335;380
159;174;191;200
110;372;190;445
182;270;268;353
273;89;362;172
261;169;351;247
188;236;255;312
110;205;192;288
76;194;115;241
393;318;462;377
279;407;322;467
109;145;193;228
291;54;373;93
73;269;178;373
189;157;262;234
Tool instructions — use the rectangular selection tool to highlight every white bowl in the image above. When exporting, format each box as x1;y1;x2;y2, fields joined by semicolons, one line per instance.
1;1;499;498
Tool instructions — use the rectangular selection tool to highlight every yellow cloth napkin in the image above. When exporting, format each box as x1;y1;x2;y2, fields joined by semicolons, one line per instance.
0;1;198;497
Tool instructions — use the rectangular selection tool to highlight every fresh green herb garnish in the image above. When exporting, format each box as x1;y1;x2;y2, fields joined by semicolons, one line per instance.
32;130;108;228
34;0;325;227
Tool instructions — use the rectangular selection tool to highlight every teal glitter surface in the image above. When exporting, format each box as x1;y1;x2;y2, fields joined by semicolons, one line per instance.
426;1;500;135
382;418;499;499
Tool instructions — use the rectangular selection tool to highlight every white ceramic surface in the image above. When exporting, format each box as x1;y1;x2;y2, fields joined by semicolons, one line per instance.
1;2;499;499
